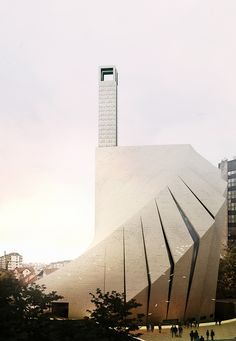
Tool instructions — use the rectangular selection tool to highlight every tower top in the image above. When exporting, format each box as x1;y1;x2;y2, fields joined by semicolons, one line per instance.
98;65;118;147
99;65;118;84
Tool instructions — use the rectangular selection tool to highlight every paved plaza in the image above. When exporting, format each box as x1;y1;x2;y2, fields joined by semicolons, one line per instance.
139;319;236;341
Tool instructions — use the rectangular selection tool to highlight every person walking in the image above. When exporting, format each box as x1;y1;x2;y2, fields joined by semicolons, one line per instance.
210;329;215;340
206;330;209;340
179;325;183;338
158;323;162;333
190;330;194;341
193;330;199;341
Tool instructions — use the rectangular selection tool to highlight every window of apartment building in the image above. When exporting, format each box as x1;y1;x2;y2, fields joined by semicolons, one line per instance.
228;202;236;210
228;215;236;223
228;178;236;187
228;191;236;198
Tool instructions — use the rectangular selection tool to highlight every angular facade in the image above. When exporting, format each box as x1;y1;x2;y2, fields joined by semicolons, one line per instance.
40;67;227;324
41;144;227;323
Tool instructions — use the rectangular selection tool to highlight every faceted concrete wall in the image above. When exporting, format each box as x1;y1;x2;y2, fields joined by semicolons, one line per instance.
40;145;227;323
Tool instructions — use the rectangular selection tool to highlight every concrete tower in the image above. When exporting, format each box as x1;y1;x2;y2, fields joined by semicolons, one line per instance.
98;66;118;147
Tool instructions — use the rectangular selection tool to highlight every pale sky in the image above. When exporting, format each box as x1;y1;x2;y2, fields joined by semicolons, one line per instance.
0;1;236;263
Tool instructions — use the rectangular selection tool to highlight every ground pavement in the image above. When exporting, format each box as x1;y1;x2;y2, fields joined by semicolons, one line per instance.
138;319;236;341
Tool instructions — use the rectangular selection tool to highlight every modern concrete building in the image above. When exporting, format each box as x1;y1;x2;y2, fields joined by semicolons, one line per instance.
40;66;227;324
219;158;236;244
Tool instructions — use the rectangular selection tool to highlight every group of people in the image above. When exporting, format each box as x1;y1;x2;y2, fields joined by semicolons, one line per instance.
146;323;163;333
145;323;216;341
170;325;184;337
189;329;215;341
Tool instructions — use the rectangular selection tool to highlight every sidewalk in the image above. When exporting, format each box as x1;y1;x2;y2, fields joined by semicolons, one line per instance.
139;319;236;341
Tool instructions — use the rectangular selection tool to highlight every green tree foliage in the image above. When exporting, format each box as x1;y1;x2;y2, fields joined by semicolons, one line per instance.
0;271;62;322
217;246;236;298
0;274;142;340
0;270;24;321
87;288;144;339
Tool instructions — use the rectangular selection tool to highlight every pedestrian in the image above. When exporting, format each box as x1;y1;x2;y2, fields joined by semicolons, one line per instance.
194;330;199;341
210;329;215;340
173;325;178;337
206;330;209;340
200;336;204;341
171;326;174;338
179;325;183;338
190;330;194;341
158;323;162;333
151;323;154;333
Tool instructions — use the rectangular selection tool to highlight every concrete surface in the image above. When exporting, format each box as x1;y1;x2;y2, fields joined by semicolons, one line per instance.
139;318;236;341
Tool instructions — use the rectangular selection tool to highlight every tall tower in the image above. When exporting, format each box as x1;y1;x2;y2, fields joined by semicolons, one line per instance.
219;157;236;244
98;66;118;147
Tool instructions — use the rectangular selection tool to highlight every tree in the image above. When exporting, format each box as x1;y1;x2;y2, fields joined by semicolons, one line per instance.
0;270;24;322
0;271;63;322
87;288;144;339
217;246;236;298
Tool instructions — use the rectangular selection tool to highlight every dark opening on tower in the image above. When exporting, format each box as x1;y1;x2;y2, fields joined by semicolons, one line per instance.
101;67;114;81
